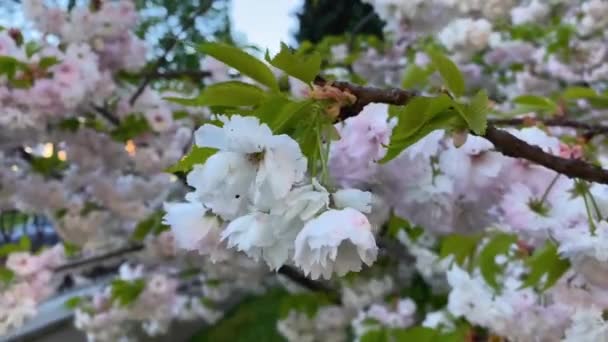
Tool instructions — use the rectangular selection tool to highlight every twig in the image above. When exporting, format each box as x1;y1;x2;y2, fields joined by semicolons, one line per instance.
483;126;608;184
129;0;214;105
277;265;341;303
91;105;120;126
54;244;144;272
489;118;608;135
313;78;608;185
148;70;212;80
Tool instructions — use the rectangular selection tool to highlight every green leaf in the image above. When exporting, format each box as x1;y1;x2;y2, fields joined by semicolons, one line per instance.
439;234;482;268
463;89;489;135
453;90;489;135
110;114;150;142
39;56;60;69
18;236;31;251
380;108;454;164
402;64;432;89
0;267;15;284
513;95;558;113
58;118;81;132
165;146;217;174
380;94;453;163
166;81;267;108
271;99;315;134
477;233;517;290
521;242;570;291
110;279;146;307
0;56;27;80
387;215;424;241
254;93;292;127
278;293;331;319
198;42;278;90
266;42;321;84
191;289;287;342
562;87;598;100
131;211;170;242
25;42;41;58
172;111;189;120
360;329;388;342
30;152;68;177
63;241;81;257
391;327;437;341
427;50;465;97
64;296;83;309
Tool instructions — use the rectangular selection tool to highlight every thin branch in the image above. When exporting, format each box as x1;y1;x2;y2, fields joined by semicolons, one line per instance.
489;118;608;136
314;78;608;185
483;126;608;184
91;105;120;126
148;70;212;80
54;244;144;272
129;0;214;105
277;265;341;303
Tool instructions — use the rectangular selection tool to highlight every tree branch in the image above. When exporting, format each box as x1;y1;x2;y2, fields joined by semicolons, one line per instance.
277;265;341;303
148;70;212;81
489;118;608;136
314;78;608;185
483;126;608;183
314;76;418;119
54;244;144;272
91;105;120;126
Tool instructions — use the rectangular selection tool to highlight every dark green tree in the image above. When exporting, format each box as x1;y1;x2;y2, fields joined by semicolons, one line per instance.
295;0;384;43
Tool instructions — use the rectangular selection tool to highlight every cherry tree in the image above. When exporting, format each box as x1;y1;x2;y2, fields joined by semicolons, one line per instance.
2;0;608;341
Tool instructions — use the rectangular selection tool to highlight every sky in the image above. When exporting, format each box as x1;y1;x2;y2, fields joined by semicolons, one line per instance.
231;0;304;54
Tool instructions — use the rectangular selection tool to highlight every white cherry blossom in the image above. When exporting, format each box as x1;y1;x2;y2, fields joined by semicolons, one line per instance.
294;208;378;279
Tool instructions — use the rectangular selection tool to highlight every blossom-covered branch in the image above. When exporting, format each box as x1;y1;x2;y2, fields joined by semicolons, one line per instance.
315;78;608;185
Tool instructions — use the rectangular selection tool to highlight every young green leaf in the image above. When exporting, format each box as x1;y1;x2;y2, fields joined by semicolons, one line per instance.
111;279;146;306
165;146;217;174
266;42;321;84
278;293;331;319
453;90;489;135
166;81;267;108
477;233;517;290
198;42;278;90
64;296;83;309
380;108;454;164
39;56;60;69
562;86;598;100
521;242;570;291
0;267;14;284
427;50;465;97
513;95;558;113
110;114;150;142
131;211;170;242
402;64;433;89
439;233;482;268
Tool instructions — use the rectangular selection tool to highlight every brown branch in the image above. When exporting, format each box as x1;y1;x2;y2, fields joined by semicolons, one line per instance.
483;126;608;183
148;70;212;81
129;0;214;106
277;265;341;303
315;78;608;185
91;105;120;126
489;118;608;135
314;76;418;119
54;244;144;272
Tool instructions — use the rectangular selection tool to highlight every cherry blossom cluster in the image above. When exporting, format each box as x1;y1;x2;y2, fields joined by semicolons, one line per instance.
0;245;64;335
164;114;380;279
